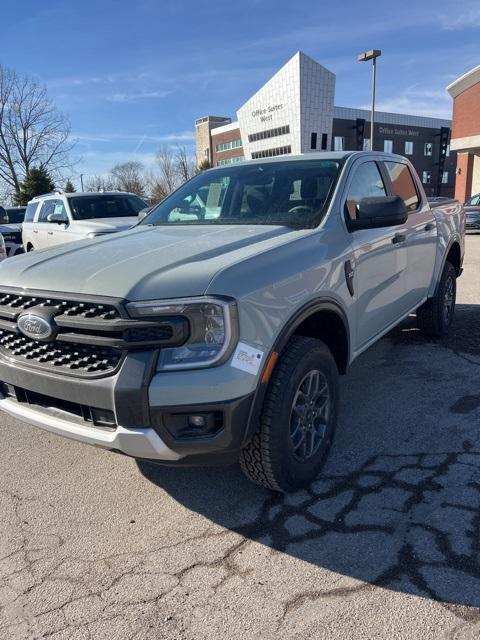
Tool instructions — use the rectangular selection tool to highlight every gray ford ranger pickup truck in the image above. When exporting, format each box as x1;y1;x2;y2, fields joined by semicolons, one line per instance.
0;152;465;492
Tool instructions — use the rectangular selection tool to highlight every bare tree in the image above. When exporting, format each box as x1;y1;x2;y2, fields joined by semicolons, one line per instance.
0;64;75;201
175;146;196;183
84;174;117;192
111;160;147;197
156;146;178;194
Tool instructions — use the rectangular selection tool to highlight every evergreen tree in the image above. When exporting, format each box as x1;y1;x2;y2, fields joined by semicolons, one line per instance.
64;179;75;192
14;167;56;205
197;159;212;172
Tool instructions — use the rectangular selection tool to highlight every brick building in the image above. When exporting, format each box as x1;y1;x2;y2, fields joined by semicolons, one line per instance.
447;65;480;201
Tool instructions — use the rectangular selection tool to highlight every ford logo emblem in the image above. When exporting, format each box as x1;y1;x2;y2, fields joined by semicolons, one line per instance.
17;314;54;341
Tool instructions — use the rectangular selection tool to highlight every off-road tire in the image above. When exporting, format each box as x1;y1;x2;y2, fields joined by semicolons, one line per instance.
239;336;339;492
417;261;457;337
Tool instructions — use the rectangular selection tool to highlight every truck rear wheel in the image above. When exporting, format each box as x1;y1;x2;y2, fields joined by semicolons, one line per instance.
417;260;456;337
240;336;339;492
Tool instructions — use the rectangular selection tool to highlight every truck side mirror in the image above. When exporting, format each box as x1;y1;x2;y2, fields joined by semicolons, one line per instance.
46;212;68;225
0;207;8;224
347;196;408;231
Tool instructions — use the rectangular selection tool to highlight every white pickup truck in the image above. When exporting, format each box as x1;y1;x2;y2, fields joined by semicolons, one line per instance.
0;152;465;492
21;191;147;251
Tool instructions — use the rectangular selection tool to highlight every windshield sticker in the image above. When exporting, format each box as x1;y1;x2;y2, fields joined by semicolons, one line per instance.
206;182;224;208
231;342;264;375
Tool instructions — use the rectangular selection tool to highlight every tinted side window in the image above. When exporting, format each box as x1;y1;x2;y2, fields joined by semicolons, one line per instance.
24;202;38;222
385;162;420;212
346;162;386;220
38;200;58;222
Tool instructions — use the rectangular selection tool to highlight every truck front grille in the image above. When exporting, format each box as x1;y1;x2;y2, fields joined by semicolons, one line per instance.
0;331;121;374
0;292;120;320
0;288;188;378
0;293;123;377
1;231;22;245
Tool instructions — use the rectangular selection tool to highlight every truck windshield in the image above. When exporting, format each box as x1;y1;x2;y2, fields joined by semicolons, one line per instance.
69;194;147;220
143;160;341;229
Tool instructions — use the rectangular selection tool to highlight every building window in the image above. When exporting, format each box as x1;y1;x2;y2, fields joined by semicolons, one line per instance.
248;125;290;143
362;138;370;151
422;171;431;184
251;145;292;160
442;171;449;184
216;156;245;166
404;141;413;155
334;136;344;151
215;139;243;153
321;133;328;150
384;140;393;153
310;132;317;150
424;143;433;156
446;144;450;157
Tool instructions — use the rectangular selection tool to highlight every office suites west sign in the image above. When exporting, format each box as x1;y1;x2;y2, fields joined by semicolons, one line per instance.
379;126;420;137
251;104;284;123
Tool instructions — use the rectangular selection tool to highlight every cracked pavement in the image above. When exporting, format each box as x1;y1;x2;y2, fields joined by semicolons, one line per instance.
1;235;480;640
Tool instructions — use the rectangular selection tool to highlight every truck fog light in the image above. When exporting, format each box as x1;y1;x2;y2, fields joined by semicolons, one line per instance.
189;415;206;427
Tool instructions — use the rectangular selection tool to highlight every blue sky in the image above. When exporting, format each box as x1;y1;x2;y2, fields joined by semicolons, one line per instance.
2;0;480;185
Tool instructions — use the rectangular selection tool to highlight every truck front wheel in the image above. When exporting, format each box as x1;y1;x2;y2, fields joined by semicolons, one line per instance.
417;260;457;337
240;336;339;492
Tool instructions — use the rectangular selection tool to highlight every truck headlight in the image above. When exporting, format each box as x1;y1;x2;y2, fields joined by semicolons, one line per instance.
126;297;239;370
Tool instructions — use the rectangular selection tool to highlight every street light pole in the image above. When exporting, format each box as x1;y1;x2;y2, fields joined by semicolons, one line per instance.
357;49;382;151
80;174;84;192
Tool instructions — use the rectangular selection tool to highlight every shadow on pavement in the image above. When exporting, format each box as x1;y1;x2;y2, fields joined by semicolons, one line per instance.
138;303;480;610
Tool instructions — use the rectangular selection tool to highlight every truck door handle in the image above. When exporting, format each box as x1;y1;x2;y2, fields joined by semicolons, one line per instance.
392;233;406;245
425;222;436;231
48;231;54;235
33;229;38;234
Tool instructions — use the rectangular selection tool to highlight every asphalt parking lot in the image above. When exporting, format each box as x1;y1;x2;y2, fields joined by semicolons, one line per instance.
1;235;480;640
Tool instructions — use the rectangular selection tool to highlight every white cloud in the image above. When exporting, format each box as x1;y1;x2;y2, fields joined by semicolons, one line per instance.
108;89;172;103
364;86;453;120
439;5;480;30
71;131;195;144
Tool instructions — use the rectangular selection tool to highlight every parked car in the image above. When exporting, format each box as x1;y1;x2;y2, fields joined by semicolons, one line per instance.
464;193;480;231
0;152;465;492
22;191;148;251
0;206;23;257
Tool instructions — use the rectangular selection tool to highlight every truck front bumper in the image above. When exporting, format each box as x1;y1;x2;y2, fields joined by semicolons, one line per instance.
0;351;258;465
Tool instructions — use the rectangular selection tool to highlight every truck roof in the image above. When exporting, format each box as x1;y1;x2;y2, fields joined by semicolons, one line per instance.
30;191;139;202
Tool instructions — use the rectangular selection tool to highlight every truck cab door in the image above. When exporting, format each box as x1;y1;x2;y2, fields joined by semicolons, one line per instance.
34;200;58;249
383;161;437;310
344;160;410;351
46;199;70;247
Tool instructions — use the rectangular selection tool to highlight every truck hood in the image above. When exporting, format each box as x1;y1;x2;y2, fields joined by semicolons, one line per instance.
0;224;22;233
0;224;295;300
71;217;138;234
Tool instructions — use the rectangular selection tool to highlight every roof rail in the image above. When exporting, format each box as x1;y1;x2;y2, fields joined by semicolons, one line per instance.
32;190;64;200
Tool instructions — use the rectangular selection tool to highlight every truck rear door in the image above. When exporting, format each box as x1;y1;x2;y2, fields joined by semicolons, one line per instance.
383;161;437;310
